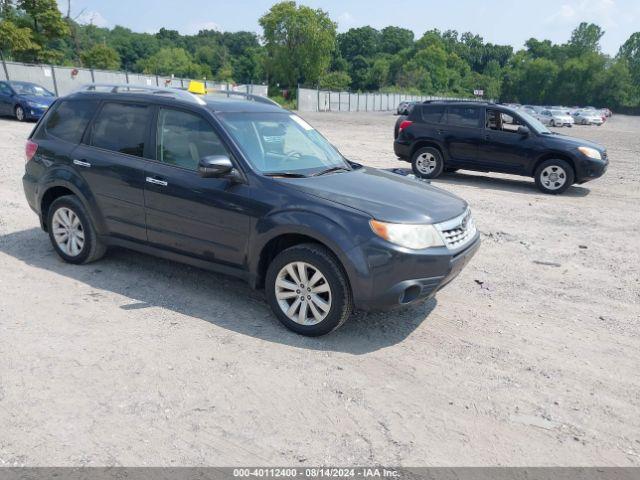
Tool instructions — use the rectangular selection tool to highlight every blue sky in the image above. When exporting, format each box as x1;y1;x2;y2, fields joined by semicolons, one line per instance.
58;0;640;55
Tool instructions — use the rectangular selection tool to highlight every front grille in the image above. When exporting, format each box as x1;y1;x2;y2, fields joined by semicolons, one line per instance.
436;208;477;250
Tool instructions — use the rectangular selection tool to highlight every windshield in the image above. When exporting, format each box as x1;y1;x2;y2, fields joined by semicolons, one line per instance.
551;110;566;116
217;112;350;176
10;82;54;97
516;110;550;134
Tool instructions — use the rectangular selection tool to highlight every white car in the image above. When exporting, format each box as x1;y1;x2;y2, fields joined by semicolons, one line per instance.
538;109;574;127
573;110;604;126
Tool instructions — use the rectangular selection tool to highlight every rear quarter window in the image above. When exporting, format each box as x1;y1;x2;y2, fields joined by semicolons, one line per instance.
421;105;445;124
43;100;99;144
446;106;481;128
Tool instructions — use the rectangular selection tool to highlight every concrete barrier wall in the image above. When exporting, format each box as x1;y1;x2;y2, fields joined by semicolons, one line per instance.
297;87;490;112
0;60;268;98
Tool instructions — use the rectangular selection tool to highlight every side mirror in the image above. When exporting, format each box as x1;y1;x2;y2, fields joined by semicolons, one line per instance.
517;126;530;136
198;155;235;178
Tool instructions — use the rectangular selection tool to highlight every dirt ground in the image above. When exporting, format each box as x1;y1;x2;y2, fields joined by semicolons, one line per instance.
0;111;638;467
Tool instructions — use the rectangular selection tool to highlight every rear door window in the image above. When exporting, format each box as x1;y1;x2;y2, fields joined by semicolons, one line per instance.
44;100;98;143
446;106;481;128
89;102;151;157
421;105;445;124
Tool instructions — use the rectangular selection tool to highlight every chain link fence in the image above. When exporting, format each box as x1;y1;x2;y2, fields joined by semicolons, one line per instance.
297;87;485;112
0;60;268;97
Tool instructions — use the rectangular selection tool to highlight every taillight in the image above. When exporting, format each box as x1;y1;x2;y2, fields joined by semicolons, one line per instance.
399;120;413;132
25;140;38;162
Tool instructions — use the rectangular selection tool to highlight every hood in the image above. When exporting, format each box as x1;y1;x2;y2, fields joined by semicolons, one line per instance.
544;133;605;151
19;94;55;106
280;167;467;224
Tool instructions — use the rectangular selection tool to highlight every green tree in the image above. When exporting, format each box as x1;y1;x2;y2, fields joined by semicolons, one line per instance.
16;0;68;61
259;1;336;88
80;43;120;70
568;22;604;54
338;26;380;61
138;47;210;78
618;32;640;86
349;55;370;90
319;71;351;90
0;19;39;57
380;26;413;55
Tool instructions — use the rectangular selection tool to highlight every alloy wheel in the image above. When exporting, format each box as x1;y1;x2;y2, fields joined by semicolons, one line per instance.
15;106;25;121
52;207;85;257
275;261;332;325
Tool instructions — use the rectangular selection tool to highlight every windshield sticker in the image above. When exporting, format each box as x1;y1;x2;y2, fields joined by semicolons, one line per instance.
289;115;314;131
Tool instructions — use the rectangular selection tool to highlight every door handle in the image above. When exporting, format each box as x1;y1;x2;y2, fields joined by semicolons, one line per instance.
73;159;91;167
146;176;168;187
483;134;491;140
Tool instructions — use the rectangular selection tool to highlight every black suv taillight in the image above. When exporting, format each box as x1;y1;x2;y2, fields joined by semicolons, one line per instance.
25;140;38;162
399;120;413;132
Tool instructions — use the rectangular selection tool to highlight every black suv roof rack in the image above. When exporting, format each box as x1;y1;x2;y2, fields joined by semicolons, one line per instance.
75;83;280;108
203;89;280;107
76;83;207;105
423;99;495;105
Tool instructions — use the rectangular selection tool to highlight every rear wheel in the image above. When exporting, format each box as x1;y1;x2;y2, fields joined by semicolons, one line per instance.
411;147;444;179
265;243;353;336
534;159;574;194
47;195;106;264
15;105;26;122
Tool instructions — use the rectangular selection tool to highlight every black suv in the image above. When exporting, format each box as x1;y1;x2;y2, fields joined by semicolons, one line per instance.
23;85;479;336
394;101;608;194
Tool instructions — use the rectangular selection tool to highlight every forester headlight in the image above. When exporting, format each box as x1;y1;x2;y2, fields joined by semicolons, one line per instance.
578;146;602;160
370;220;445;249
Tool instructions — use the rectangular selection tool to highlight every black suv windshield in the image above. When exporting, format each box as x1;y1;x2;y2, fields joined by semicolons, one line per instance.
218;112;349;176
10;81;54;97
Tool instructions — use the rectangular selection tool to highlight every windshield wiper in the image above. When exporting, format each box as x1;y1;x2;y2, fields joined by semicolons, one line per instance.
311;166;351;177
263;171;308;178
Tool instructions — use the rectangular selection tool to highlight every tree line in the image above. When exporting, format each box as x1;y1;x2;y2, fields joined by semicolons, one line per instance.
1;0;639;108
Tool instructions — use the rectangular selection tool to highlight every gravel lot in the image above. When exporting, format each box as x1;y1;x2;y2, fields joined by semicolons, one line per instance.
0;111;638;466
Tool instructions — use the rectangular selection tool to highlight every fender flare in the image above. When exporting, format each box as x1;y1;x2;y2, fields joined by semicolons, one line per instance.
248;209;370;290
38;167;108;235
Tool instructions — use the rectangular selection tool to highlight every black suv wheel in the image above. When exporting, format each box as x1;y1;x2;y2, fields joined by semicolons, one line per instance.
47;195;106;264
534;159;575;194
265;243;353;336
411;147;444;179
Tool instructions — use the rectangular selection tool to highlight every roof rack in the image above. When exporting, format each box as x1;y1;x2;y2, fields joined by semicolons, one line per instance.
423;99;494;105
75;83;206;105
203;89;280;107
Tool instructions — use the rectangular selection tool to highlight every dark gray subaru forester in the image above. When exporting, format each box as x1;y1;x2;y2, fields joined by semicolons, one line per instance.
22;85;480;336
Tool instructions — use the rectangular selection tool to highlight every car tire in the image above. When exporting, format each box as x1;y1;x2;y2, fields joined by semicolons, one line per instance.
15;105;26;122
265;243;353;336
534;159;575;195
411;147;444;179
47;195;106;264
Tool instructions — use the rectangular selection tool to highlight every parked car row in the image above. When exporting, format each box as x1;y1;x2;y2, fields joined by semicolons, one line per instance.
506;103;610;127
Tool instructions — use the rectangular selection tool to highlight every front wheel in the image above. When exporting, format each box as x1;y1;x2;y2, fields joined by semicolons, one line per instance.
411;147;444;179
534;159;575;194
266;243;353;336
15;105;26;122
